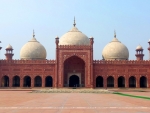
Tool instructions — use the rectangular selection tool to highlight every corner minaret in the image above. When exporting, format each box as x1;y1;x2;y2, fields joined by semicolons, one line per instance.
135;45;144;61
5;44;14;60
148;39;150;60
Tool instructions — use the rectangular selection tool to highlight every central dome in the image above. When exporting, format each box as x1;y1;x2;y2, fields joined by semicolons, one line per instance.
59;20;90;45
20;33;47;60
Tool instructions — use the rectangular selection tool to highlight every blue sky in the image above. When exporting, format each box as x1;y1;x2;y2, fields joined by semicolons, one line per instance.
0;0;150;60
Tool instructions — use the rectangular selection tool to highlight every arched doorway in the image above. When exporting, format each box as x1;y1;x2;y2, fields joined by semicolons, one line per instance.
23;76;31;87
129;76;136;88
118;76;125;87
96;76;103;87
34;76;42;87
69;75;79;87
1;75;9;87
13;76;20;87
45;76;53;87
64;56;85;87
140;76;147;88
107;76;114;87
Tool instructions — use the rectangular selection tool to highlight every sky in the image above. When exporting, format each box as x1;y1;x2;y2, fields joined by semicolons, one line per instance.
0;0;150;60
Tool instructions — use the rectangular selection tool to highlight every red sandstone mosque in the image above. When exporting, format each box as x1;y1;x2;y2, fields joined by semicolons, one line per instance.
0;19;150;88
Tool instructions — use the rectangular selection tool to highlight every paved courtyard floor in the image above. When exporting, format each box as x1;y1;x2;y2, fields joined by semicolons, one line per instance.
0;89;150;113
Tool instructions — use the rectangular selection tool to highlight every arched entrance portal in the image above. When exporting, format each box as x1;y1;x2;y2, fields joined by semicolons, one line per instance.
13;76;20;87
129;76;136;88
118;76;125;87
64;56;85;87
24;76;31;87
69;75;79;87
45;76;53;87
1;75;9;87
96;76;103;87
140;76;147;88
107;76;114;87
34;76;42;87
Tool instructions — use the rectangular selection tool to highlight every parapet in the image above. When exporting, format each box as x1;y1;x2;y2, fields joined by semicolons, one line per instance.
93;60;150;64
0;59;56;64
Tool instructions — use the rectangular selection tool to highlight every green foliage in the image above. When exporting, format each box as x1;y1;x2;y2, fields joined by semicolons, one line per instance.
113;92;150;100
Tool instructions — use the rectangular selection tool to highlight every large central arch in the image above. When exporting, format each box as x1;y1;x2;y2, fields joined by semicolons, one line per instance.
64;56;85;87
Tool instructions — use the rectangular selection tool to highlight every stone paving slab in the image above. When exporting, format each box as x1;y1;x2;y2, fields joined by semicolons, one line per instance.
0;90;150;113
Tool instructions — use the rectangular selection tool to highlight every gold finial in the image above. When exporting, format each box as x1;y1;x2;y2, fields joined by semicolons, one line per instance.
73;16;76;27
114;30;116;38
33;29;35;38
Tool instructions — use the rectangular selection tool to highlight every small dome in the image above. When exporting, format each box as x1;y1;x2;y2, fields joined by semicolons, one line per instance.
136;45;143;50
20;34;47;60
148;39;150;43
6;44;13;49
59;20;90;45
102;32;129;60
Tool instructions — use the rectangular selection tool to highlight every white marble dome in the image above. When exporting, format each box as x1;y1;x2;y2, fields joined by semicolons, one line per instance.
20;35;47;60
59;25;90;45
6;44;13;49
102;33;129;60
136;45;143;50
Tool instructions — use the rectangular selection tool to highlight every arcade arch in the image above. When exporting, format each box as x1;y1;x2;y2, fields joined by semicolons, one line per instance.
45;76;53;87
23;76;31;87
140;76;147;88
107;76;114;87
118;76;125;87
34;76;42;87
1;75;9;87
129;76;136;88
96;76;103;87
13;76;20;87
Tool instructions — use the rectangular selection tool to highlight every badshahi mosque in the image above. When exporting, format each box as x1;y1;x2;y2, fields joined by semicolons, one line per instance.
0;19;150;88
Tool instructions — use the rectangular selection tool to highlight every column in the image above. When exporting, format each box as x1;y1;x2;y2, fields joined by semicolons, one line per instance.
104;76;107;88
125;75;129;88
9;76;12;87
114;76;118;88
20;77;23;87
136;76;140;88
31;78;34;88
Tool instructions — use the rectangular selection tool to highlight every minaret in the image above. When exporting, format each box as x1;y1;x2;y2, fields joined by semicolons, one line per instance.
135;45;144;61
5;44;14;60
148;39;150;60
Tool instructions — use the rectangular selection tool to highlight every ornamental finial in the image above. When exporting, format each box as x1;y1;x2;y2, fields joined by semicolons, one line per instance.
73;16;76;27
33;29;35;38
114;30;116;38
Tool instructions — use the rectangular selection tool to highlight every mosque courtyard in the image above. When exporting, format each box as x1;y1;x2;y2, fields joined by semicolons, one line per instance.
0;89;149;113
